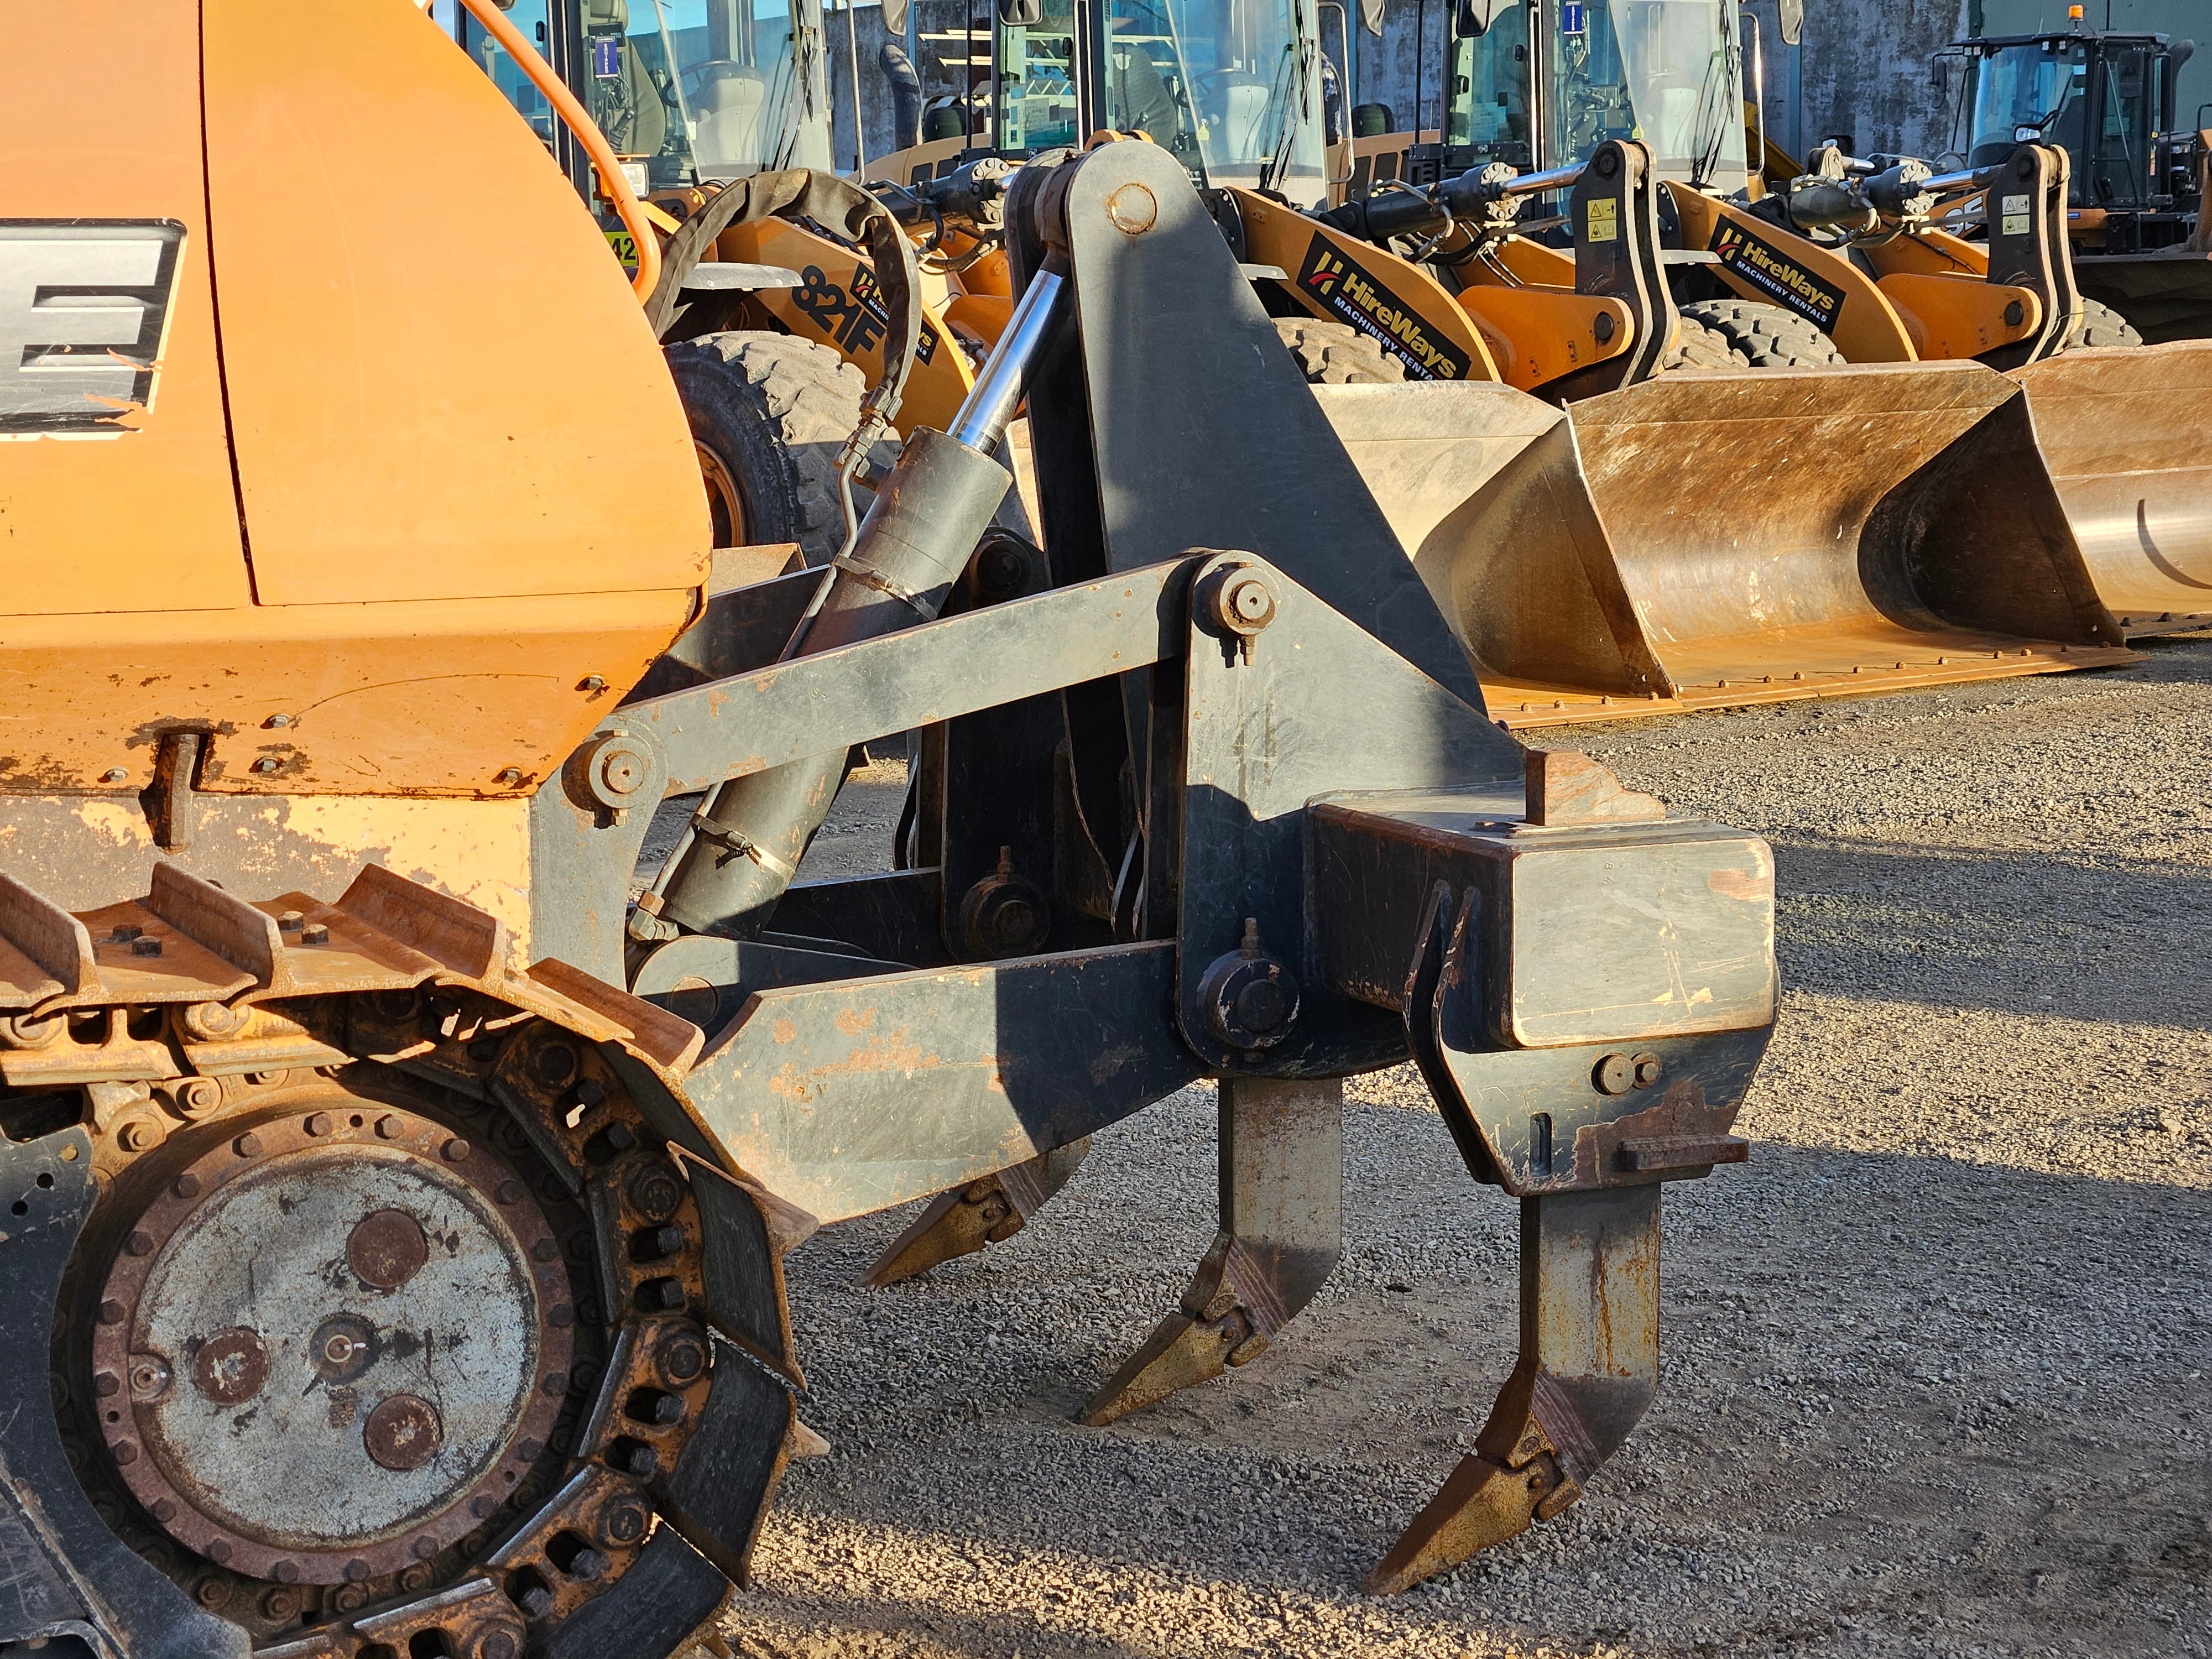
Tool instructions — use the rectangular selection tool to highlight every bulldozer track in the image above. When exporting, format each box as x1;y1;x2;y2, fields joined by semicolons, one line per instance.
0;864;795;1659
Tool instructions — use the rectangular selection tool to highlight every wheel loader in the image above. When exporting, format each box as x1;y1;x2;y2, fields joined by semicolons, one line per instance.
1933;23;2209;345
1382;0;2212;638
0;1;1784;1648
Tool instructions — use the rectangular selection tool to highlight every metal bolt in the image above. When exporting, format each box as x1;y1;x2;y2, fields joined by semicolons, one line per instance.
375;1114;405;1139
630;1224;684;1262
270;1559;299;1584
277;910;304;931
470;1494;498;1517
94;1371;121;1398
1593;311;1616;344
232;1132;262;1160
124;1230;155;1256
655;1332;706;1387
299;922;329;945
246;1070;284;1086
343;1558;371;1583
494;768;524;786
531;1042;580;1088
265;713;294;729
442;1137;472;1164
479;1631;521;1659
1593;1052;1635;1095
129;937;163;957
191;1330;268;1406
578;675;608;693
495;1180;524;1206
118;1120;160;1153
363;1394;444;1472
548;1303;576;1329
128;1356;172;1399
260;1585;299;1620
304;1112;334;1136
171;1171;203;1199
518;1583;556;1619
1632;1053;1663;1089
574;1077;607;1108
109;925;141;943
101;768;129;784
596;1496;650;1550
98;1298;127;1326
348;1208;429;1291
251;757;281;775
113;1441;140;1466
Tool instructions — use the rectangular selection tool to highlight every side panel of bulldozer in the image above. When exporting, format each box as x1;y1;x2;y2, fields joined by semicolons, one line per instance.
2010;343;2212;633
0;0;247;617
0;0;707;801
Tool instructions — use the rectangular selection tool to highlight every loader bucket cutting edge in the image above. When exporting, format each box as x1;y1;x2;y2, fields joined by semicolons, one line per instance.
1485;362;2138;726
2008;341;2212;638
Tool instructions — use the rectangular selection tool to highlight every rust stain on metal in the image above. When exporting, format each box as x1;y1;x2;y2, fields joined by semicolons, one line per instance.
832;1005;876;1036
772;1016;797;1044
1705;863;1774;902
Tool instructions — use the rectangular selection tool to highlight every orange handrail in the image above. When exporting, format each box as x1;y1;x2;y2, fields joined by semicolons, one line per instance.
457;0;662;303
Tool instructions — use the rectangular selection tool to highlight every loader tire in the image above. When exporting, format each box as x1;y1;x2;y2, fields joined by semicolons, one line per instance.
1663;299;1848;371
665;331;900;566
2060;296;2145;351
1274;317;1407;384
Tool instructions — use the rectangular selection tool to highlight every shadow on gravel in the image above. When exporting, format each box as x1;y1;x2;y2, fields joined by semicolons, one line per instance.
1773;836;2212;1027
758;1131;2212;1658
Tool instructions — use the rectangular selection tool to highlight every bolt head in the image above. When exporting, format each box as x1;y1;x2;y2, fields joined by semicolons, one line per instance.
101;768;128;784
251;757;280;775
1593;1052;1635;1095
129;936;163;958
580;675;608;692
299;922;330;945
304;1112;334;1137
495;767;524;786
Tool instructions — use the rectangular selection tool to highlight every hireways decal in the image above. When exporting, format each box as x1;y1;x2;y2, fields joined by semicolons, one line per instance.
1296;236;1470;380
1708;218;1846;334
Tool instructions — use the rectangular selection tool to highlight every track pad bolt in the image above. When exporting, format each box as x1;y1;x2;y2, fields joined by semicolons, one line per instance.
1593;1053;1635;1095
1631;1053;1663;1089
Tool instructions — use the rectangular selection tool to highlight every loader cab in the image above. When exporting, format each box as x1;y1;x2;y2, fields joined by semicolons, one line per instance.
916;0;1328;202
437;0;834;191
1441;0;1750;193
1937;28;2200;251
1942;31;2184;210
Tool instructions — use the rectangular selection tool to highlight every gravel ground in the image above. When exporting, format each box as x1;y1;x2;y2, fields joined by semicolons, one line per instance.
695;636;2212;1659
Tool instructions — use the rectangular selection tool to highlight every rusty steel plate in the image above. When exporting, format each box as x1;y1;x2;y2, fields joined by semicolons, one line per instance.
90;1100;575;1584
2010;342;2212;636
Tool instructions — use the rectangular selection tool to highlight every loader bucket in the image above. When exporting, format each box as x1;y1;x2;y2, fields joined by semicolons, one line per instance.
1324;364;2136;728
2010;342;2212;637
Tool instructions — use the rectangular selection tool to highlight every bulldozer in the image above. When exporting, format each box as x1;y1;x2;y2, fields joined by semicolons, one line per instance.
0;0;1783;1649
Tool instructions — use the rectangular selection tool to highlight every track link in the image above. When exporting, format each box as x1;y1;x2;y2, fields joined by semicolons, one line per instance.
0;864;804;1658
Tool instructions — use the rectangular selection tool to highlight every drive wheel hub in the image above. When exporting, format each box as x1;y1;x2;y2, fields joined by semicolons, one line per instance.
90;1101;573;1585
